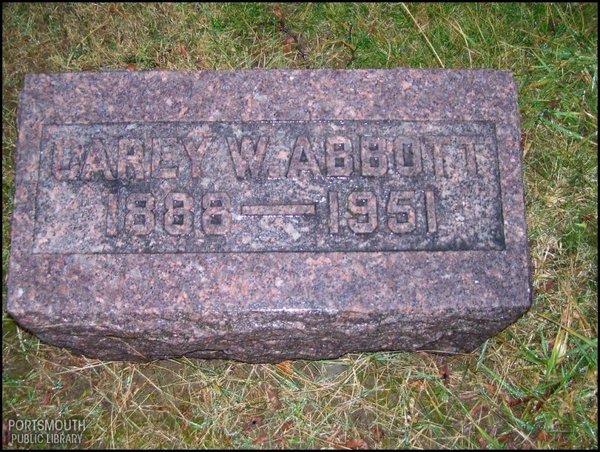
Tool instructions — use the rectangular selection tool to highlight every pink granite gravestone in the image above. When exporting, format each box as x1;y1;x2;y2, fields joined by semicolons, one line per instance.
7;69;531;362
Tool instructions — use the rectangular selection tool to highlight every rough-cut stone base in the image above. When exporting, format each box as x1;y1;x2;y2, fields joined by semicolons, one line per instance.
7;69;532;362
19;308;527;363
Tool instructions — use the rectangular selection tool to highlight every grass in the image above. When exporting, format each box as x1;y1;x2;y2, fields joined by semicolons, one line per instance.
2;2;597;449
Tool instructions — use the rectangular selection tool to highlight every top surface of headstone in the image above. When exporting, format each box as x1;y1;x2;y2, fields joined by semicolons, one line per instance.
7;69;531;361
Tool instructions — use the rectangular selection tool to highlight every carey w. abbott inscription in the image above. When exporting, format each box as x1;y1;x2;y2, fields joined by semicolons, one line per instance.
7;69;532;362
36;120;504;253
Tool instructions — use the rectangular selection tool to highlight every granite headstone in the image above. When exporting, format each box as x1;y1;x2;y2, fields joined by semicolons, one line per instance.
6;69;532;362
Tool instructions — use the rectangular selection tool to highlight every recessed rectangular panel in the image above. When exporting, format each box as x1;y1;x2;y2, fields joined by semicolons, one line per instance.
33;120;504;254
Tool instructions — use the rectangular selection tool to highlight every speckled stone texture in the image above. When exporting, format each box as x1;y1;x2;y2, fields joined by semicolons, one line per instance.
7;69;531;363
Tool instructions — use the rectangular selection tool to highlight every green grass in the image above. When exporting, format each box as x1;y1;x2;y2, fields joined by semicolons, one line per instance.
2;2;597;449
